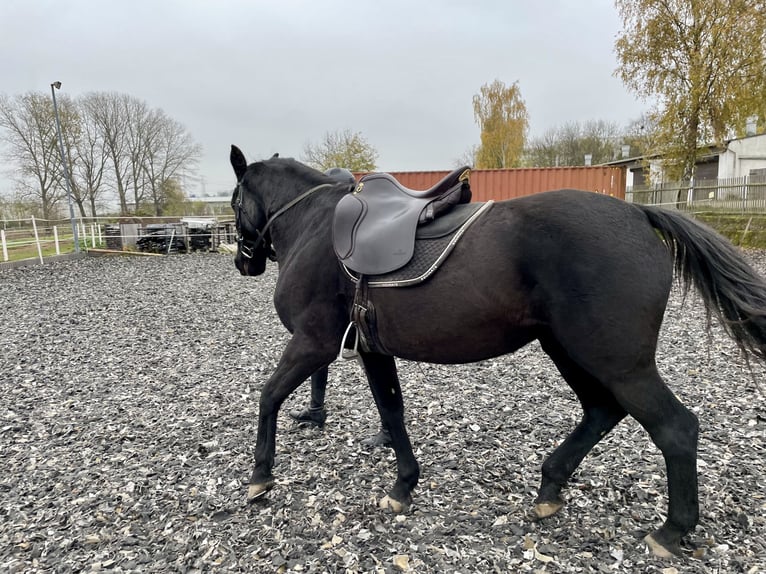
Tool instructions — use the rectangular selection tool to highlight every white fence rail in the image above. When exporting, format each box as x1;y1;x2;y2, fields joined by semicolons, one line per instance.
1;215;236;266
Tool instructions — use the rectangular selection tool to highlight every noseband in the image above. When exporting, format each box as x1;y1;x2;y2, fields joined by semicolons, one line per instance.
234;181;336;259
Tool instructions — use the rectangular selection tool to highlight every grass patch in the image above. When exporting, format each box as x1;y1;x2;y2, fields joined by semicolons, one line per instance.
693;212;766;248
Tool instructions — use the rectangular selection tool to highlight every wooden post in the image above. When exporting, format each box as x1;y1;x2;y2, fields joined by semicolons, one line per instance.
53;226;61;255
1;229;7;262
167;228;175;255
31;216;43;264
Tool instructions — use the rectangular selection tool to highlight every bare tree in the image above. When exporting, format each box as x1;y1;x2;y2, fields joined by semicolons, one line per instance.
0;92;67;219
2;90;202;218
123;95;154;214
526;120;623;167
142;109;201;215
82;92;132;215
70;101;109;217
453;145;479;168
83;93;201;215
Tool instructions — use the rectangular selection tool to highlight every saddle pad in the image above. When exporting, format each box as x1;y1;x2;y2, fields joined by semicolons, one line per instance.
415;202;484;239
342;201;494;287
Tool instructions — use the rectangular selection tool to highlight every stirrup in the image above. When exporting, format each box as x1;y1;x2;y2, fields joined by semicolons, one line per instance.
338;321;359;360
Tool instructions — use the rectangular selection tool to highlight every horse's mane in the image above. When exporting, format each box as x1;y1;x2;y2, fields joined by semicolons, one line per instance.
258;156;328;185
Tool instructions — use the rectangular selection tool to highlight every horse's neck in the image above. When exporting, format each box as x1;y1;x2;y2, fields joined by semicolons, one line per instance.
268;184;341;259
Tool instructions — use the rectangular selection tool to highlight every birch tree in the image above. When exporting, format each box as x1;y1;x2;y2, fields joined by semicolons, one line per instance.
615;0;766;180
472;79;529;169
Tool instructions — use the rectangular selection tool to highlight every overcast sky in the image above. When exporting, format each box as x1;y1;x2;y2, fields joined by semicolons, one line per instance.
1;0;647;197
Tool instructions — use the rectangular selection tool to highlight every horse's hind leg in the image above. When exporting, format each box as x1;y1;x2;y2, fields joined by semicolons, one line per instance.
536;338;628;518
358;352;419;513
607;368;699;558
541;337;699;557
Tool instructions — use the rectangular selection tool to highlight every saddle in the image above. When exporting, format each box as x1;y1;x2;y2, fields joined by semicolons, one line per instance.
333;166;472;275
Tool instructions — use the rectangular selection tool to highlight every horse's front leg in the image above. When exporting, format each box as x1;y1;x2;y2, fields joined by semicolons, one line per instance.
359;352;419;512
248;337;331;501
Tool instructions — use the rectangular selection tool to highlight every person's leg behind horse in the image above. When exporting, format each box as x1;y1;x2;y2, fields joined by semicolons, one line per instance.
289;367;329;427
289;365;392;447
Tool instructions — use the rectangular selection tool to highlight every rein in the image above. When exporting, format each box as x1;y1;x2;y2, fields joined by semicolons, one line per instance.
236;182;334;259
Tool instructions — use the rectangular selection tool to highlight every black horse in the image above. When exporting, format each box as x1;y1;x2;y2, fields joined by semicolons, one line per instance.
229;145;766;558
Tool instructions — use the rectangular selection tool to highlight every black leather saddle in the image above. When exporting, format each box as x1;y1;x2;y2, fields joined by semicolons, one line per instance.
333;166;472;275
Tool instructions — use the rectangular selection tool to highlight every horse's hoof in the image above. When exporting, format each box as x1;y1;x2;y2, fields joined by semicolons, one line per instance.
644;533;679;559
379;495;409;513
534;500;564;519
247;480;275;502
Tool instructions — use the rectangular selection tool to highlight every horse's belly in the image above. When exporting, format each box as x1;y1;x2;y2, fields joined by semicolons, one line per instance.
371;279;537;364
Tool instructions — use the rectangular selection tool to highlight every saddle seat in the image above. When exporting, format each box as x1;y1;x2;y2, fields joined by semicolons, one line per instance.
333;166;472;276
370;166;470;199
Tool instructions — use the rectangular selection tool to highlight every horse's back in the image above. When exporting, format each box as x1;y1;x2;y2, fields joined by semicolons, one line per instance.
507;189;668;260
372;189;674;365
507;190;674;361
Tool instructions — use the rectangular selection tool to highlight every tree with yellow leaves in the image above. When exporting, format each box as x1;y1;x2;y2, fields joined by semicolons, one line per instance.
472;80;529;169
615;0;766;181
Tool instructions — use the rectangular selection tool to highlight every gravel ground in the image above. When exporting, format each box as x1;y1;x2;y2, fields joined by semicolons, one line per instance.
1;252;764;574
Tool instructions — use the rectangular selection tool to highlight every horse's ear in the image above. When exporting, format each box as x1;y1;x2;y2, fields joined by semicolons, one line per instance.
271;153;279;159
230;145;248;180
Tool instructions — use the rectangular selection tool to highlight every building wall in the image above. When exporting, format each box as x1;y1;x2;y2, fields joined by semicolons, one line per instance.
719;134;766;178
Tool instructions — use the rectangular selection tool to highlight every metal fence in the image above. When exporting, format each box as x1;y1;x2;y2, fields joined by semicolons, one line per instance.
626;175;766;212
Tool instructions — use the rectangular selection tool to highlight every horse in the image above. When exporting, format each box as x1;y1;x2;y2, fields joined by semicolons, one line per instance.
228;144;766;558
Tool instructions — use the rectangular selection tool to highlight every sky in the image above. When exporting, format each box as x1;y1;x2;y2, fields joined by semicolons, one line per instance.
0;0;648;198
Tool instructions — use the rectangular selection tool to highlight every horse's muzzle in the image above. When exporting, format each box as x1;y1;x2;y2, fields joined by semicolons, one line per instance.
235;252;267;276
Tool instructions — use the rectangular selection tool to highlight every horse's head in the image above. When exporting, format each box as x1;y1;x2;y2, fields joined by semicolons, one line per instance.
230;145;350;276
230;145;272;276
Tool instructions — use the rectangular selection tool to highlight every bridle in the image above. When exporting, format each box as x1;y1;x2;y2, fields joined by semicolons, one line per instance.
233;181;336;259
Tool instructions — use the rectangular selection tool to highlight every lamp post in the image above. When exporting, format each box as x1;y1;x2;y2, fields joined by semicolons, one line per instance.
50;81;80;253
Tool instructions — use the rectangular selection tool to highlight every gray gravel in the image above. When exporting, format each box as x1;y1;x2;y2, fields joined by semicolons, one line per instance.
1;252;764;573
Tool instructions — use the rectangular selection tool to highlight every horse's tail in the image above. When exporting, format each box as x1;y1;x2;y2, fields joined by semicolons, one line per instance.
639;205;766;362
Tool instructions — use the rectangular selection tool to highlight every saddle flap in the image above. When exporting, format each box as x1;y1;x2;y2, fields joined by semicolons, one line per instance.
333;185;427;275
333;193;366;259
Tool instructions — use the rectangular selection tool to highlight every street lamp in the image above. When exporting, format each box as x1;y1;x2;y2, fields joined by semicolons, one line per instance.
50;81;80;253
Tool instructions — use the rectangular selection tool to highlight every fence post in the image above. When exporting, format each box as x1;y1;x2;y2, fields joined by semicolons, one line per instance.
90;224;96;248
167;228;175;255
53;226;61;255
81;222;87;248
1;229;7;262
31;216;44;264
